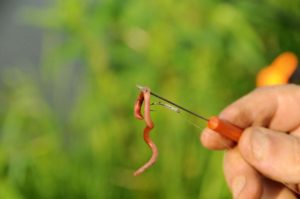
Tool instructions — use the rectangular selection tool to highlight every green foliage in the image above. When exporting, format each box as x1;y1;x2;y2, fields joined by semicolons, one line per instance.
1;0;300;198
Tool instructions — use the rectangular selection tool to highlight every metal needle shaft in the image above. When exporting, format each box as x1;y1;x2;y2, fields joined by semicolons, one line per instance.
136;85;209;122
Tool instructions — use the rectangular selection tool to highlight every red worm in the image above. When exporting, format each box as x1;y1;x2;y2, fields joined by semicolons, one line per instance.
133;88;158;176
134;92;144;120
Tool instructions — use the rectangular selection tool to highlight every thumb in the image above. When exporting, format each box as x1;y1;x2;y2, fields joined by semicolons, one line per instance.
238;127;300;184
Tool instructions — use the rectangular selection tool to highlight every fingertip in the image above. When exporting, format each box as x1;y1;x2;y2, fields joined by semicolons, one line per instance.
238;126;272;167
200;128;234;150
238;126;275;165
200;128;214;149
237;127;256;156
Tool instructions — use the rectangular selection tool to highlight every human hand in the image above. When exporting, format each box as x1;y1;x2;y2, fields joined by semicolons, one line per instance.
200;84;300;199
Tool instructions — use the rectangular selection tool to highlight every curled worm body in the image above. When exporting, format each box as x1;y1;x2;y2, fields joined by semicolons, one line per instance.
133;87;157;176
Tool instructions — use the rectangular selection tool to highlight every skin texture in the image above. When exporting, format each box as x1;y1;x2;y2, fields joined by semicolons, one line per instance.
133;88;157;176
200;84;300;199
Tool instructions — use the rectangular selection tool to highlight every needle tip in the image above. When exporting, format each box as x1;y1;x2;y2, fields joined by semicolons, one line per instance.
136;85;150;92
136;85;144;91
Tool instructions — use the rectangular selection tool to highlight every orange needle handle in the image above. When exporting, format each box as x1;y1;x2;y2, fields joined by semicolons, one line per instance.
207;116;243;142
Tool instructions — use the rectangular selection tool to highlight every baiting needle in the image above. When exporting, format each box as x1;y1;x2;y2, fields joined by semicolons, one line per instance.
136;85;243;142
136;85;208;122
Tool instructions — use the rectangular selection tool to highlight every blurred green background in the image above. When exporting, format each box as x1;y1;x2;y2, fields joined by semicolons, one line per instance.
0;0;300;198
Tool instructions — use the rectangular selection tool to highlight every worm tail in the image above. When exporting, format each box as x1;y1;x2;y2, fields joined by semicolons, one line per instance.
133;126;158;176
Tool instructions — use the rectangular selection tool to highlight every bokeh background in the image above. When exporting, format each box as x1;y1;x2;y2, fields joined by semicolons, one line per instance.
0;0;300;198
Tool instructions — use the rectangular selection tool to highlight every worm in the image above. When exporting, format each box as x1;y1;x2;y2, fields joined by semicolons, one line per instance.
134;92;144;120
133;87;158;176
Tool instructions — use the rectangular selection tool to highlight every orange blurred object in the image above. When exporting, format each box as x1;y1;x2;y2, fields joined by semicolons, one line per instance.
256;52;298;87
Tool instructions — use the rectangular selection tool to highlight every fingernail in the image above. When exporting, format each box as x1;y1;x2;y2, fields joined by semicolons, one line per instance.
232;175;246;198
251;129;270;160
